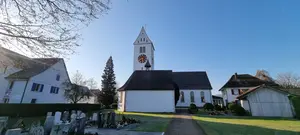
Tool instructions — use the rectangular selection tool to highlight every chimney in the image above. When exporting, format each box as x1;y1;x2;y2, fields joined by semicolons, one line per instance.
234;73;238;80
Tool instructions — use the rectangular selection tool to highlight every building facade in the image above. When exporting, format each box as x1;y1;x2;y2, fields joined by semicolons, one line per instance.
0;48;70;103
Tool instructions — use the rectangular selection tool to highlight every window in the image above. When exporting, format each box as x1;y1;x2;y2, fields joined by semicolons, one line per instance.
31;99;37;104
139;46;146;53
56;74;60;81
50;86;59;94
231;89;239;95
31;83;44;92
201;91;205;102
9;81;14;89
180;91;185;102
190;91;194;103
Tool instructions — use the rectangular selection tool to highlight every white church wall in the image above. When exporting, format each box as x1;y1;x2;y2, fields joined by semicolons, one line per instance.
118;91;126;111
125;90;175;112
176;90;212;108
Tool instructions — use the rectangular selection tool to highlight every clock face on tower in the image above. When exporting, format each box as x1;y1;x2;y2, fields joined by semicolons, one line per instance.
138;54;147;63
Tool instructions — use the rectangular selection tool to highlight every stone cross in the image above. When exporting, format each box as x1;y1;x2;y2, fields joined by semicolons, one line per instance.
54;112;62;125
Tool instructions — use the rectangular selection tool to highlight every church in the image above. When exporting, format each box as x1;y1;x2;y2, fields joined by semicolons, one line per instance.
117;27;213;112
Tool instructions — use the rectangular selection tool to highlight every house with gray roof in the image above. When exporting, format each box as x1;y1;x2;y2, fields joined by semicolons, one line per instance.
220;73;278;106
0;47;70;103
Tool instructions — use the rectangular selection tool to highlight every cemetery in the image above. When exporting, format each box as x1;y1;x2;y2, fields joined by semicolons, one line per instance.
0;109;169;135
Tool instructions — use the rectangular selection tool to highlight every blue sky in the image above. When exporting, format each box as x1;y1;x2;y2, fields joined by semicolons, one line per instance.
66;0;300;94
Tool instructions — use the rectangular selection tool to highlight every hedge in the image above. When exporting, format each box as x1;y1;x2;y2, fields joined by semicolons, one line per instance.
0;103;102;117
290;96;300;119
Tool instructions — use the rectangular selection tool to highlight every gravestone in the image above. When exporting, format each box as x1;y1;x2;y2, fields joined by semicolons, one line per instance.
29;121;44;135
75;112;86;135
44;116;54;135
92;113;97;122
47;112;52;116
106;112;111;126
68;111;77;135
97;113;102;128
54;112;62;125
110;112;116;126
62;111;69;123
76;111;81;119
50;123;70;135
0;117;8;134
4;128;22;135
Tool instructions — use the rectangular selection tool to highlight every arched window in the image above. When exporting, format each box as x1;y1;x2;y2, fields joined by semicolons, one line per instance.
190;91;194;103
201;91;205;102
180;91;185;102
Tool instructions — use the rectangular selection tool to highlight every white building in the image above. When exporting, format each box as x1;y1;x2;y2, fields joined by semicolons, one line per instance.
117;27;212;112
174;72;213;108
219;73;277;106
237;85;294;117
0;47;70;103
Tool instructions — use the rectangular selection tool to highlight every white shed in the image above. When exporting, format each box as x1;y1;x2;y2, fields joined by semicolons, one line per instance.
237;85;294;117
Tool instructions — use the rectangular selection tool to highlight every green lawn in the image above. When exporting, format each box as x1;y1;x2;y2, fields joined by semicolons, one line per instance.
115;111;173;132
193;115;300;135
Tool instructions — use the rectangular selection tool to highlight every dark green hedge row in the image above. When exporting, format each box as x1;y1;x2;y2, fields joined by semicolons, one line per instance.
290;96;300;119
0;103;102;117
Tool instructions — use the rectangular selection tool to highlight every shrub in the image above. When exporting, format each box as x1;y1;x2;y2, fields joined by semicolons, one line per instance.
111;103;118;109
203;103;214;111
234;106;246;116
228;103;239;112
290;96;300;119
214;104;222;111
0;103;102;117
188;103;198;114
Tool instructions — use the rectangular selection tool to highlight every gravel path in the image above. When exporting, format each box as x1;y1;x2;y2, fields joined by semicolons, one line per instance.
164;114;206;135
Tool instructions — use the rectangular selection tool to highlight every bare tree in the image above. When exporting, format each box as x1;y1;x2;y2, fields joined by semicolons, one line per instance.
86;78;98;89
255;69;274;82
64;70;91;103
0;0;110;58
276;72;300;88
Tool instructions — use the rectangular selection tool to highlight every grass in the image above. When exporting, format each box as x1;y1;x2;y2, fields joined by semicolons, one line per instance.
115;111;173;132
193;115;300;135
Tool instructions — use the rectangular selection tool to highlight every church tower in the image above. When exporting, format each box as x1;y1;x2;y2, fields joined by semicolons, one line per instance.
133;27;155;71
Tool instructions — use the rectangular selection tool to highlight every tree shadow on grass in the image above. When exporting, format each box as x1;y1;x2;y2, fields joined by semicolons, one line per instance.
198;115;298;121
196;119;300;135
114;112;173;132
